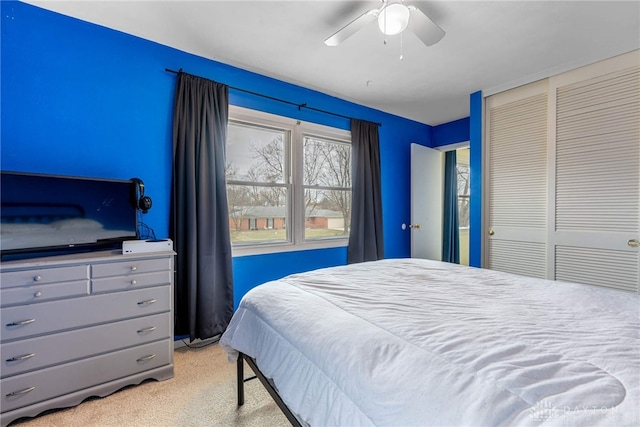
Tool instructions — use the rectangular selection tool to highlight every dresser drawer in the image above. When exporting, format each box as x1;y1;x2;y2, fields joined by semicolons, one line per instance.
92;257;172;278
1;286;171;342
1;340;172;412
92;271;172;294
1;312;171;378
0;265;88;289
0;280;89;308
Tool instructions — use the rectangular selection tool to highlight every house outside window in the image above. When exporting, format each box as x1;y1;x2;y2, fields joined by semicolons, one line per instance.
226;106;352;255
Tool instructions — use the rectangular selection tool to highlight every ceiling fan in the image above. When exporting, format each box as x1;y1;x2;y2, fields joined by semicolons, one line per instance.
324;0;445;47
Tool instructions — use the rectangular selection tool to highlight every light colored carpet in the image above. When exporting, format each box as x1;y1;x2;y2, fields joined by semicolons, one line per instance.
11;343;290;427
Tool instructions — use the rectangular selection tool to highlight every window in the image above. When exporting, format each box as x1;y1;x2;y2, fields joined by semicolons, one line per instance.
456;148;470;229
226;106;351;255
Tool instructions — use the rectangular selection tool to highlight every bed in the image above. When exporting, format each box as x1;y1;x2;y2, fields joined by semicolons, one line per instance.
220;258;639;426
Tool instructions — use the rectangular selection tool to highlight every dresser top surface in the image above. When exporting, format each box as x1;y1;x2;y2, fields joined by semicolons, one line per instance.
1;250;175;270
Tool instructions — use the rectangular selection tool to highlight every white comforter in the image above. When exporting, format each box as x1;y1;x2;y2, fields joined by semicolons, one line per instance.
220;259;639;426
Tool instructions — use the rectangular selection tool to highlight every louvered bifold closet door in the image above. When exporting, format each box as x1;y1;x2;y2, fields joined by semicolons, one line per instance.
552;56;639;292
485;80;548;278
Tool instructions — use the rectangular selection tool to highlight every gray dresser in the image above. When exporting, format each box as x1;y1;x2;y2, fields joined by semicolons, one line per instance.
0;250;175;426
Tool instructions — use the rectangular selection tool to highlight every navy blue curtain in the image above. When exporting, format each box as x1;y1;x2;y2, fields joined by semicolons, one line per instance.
170;71;234;341
443;150;459;263
348;119;384;263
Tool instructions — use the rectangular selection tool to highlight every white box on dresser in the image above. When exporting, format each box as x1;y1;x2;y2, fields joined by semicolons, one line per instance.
0;250;175;427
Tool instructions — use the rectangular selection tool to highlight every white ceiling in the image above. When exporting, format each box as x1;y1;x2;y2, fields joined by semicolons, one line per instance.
24;1;640;126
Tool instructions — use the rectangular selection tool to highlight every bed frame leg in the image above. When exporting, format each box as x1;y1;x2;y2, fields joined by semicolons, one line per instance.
243;355;303;427
237;353;245;406
236;353;302;426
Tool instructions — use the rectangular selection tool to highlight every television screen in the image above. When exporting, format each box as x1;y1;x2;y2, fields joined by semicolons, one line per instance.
1;171;138;259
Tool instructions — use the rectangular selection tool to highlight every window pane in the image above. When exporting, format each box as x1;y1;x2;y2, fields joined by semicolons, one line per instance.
457;164;470;228
227;184;288;245
304;188;351;240
227;122;287;184
457;164;470;196
303;136;351;188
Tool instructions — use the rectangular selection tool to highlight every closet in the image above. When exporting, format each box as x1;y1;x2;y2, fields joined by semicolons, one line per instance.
485;50;639;292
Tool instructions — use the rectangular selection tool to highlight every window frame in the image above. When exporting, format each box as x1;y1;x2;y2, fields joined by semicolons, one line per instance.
228;105;352;257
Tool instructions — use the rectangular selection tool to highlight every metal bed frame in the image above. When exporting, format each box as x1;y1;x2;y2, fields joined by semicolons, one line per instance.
236;352;303;427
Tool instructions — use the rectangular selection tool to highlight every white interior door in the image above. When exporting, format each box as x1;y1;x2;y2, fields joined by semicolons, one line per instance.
411;143;443;260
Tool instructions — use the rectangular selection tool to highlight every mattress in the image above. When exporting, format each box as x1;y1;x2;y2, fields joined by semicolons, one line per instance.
220;258;639;426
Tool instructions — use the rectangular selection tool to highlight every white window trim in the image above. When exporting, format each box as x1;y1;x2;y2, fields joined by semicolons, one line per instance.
228;105;351;257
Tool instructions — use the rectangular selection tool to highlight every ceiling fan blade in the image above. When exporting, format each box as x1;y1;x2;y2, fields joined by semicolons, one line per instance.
324;9;379;46
407;5;445;47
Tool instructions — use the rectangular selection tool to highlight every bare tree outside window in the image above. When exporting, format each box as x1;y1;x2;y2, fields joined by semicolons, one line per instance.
457;163;470;228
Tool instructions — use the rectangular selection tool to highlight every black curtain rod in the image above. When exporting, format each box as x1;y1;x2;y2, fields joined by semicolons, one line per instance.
165;68;381;127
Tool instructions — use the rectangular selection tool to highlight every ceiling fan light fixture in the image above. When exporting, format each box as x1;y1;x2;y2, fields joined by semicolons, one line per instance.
377;3;410;36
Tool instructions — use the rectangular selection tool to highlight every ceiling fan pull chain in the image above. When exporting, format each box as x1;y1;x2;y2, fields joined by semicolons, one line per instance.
383;5;387;45
400;31;404;60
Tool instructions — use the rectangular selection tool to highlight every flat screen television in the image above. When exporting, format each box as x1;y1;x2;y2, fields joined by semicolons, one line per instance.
1;171;139;260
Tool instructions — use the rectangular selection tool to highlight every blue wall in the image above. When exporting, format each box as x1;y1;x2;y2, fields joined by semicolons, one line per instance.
432;117;470;148
469;91;483;268
2;2;439;306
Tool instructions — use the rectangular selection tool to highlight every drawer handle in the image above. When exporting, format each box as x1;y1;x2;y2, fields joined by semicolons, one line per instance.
33;291;43;298
6;353;36;362
6;386;36;397
131;280;137;286
6;318;36;327
137;326;157;334
628;239;640;248
137;299;157;306
136;354;156;363
131;266;137;272
33;275;42;282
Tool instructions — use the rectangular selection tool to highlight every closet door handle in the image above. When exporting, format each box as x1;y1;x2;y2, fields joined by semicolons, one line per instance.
6;318;35;327
6;353;35;362
6;386;36;397
628;239;639;248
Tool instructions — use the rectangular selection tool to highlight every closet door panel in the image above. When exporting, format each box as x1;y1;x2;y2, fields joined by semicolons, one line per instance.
485;81;548;278
552;61;639;291
555;246;638;292
489;240;546;279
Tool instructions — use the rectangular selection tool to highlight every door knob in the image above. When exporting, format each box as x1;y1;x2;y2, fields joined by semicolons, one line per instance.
628;239;640;248
488;230;495;236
